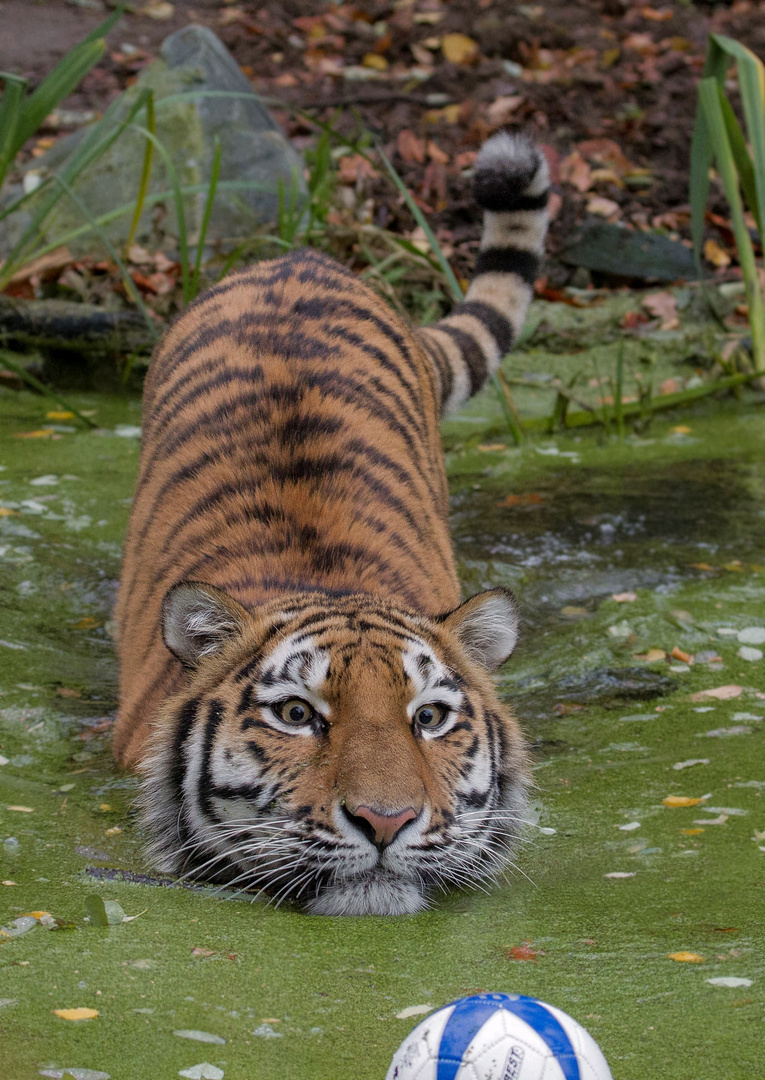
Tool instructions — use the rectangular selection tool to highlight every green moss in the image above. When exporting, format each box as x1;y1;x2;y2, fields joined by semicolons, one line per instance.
0;387;763;1079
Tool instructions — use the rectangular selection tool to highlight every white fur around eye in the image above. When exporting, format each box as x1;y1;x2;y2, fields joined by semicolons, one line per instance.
402;640;464;739
255;632;331;731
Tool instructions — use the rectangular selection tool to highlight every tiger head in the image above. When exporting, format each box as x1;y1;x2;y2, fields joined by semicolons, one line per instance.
139;583;529;916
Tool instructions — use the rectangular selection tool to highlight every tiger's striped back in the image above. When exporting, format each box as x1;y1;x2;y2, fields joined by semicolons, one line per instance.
114;132;549;915
115;250;458;765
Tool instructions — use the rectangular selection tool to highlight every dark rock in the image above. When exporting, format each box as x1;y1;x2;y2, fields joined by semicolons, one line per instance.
561;222;699;283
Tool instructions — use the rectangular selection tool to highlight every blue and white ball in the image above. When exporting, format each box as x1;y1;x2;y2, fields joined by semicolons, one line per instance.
386;993;613;1080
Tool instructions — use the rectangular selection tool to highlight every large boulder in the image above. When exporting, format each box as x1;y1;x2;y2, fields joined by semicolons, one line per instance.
0;26;306;259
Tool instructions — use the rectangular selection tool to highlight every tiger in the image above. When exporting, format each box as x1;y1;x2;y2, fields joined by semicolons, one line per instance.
113;131;550;915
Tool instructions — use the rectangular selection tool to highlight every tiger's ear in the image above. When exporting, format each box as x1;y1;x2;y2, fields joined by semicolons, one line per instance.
442;588;520;671
162;581;249;668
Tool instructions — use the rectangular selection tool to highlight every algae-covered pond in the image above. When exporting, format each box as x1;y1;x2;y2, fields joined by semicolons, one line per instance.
0;387;763;1080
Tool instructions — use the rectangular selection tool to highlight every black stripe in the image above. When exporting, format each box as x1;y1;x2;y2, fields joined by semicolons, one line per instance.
135;367;427;504
477;189;549;213
421;331;454;409
148;457;432;584
473;247;540;287
437;325;488;397
454;301;514;357
199;699;226;819
170;697;199;849
148;362;265;437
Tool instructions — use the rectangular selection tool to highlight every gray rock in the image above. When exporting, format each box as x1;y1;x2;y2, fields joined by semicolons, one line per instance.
0;26;306;259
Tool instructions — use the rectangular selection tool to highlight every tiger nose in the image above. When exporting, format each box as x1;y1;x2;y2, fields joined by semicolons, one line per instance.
344;804;418;849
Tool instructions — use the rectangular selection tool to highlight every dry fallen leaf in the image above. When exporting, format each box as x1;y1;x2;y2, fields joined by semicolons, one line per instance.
46;411;75;421
427;140;449;165
397;129;426;165
560;151;593;193
662;796;704;808
704;238;731;269
52;1007;99;1021
670;646;693;664
587;195;621;218
667;952;705;963
337;154;378;185
635;648;666;662
690;685;743;702
496;493;545;508
141;1;174;19
424;104;462;124
504;942;540;961
642;291;679;330
612;591;637;603
442;33;479;65
362;53;388;71
56;686;82;698
6;805;34;813
486;95;524;126
681;828;705;835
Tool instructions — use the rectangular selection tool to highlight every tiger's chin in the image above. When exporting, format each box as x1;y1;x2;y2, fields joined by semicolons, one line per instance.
306;872;428;917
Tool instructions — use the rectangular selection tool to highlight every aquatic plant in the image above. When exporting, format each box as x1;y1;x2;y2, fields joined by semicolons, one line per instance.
691;33;765;373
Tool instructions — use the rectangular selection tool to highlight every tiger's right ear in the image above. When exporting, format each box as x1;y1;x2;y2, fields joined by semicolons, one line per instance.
162;581;249;669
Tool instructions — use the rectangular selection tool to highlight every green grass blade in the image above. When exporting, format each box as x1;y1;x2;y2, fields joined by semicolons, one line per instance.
735;47;765;242
375;140;464;303
80;3;124;46
53;173;159;340
4;176;278;271
0;74;26;188
6;4;121;163
16;39;104;154
699;77;765;371
0;87;152;289
128;122;191;302
0;349;98;429
718;95;759;232
690;33;741;270
614;342;625;439
191;135;221;298
493;370;526;445
125;90;155;253
705;33;765;239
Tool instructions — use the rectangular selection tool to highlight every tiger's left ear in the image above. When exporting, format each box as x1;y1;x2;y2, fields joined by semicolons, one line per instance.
162;581;250;668
442;588;520;671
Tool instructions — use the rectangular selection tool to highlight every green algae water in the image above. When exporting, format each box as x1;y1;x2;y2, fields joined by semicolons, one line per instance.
0;388;763;1080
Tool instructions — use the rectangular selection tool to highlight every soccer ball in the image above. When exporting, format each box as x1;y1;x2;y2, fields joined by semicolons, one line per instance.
386;993;613;1080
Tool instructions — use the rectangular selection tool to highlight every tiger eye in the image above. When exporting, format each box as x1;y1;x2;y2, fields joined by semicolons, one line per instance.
413;703;448;729
278;698;314;725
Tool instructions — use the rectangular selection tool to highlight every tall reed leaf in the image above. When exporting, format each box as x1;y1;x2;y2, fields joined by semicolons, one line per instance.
191;135;222;297
0;74;26;189
0;7;123;191
125;91;156;254
0;87;152;289
690;34;765;372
